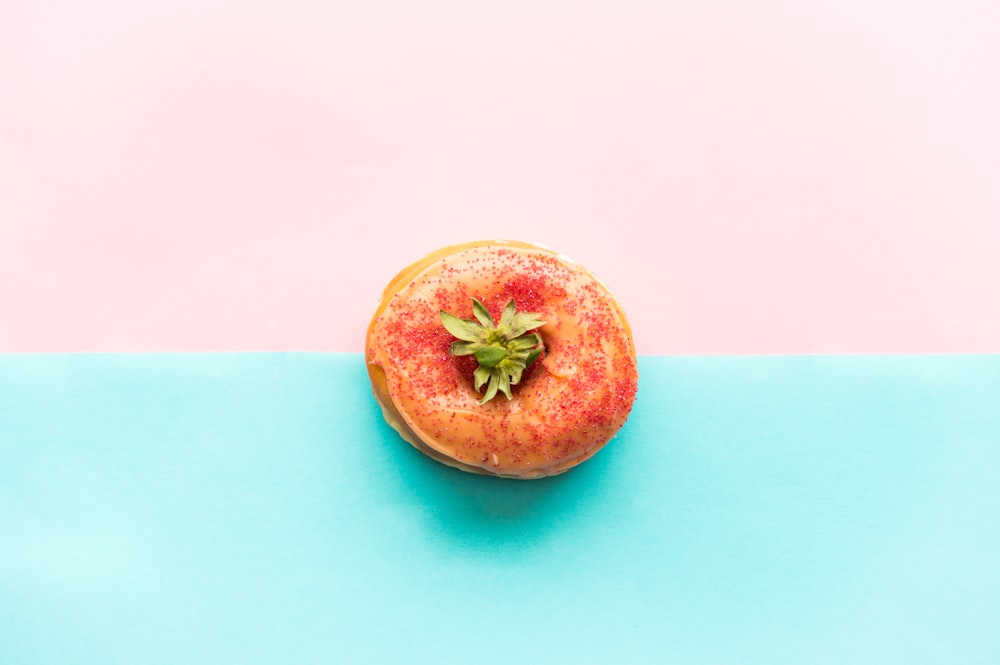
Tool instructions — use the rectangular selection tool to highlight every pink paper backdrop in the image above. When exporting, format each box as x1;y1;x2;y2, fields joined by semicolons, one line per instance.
2;0;998;354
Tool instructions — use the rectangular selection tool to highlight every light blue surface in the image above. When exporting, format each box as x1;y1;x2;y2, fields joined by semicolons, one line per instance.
1;354;998;664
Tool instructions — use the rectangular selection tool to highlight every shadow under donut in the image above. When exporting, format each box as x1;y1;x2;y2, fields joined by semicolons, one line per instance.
368;401;624;555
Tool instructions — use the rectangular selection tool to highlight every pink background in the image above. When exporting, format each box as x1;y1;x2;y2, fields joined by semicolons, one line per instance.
2;0;998;355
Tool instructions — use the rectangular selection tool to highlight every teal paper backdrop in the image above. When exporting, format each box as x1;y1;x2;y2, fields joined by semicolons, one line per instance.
2;354;998;663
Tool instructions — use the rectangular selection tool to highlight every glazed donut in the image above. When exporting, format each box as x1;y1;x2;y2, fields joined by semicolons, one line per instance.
365;240;638;479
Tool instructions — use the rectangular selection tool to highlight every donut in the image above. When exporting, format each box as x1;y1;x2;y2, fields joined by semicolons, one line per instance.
365;240;638;479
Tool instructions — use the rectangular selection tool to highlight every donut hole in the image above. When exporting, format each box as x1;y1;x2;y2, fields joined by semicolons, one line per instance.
450;343;548;399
